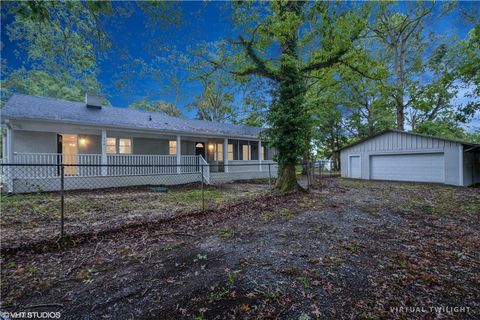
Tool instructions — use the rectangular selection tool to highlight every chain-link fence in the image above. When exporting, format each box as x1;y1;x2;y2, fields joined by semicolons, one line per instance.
0;160;337;247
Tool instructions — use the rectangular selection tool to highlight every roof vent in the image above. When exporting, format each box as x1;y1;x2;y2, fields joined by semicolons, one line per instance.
85;93;103;109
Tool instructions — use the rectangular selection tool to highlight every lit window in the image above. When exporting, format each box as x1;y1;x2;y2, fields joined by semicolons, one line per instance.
228;144;234;161
216;143;223;161
119;138;132;154
242;144;250;160
169;140;177;155
106;137;117;154
261;146;265;161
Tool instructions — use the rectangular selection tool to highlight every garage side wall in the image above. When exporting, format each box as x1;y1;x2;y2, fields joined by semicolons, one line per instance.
340;131;463;186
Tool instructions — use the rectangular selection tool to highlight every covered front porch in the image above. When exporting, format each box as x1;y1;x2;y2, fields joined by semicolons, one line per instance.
2;124;277;192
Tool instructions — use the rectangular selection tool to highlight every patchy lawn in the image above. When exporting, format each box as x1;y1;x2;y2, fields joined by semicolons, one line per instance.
1;178;479;319
0;183;270;249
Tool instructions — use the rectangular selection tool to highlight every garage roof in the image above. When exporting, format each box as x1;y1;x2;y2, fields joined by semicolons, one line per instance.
339;129;480;151
2;94;263;139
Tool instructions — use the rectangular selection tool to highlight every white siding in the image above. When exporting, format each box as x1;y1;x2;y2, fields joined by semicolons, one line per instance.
13;130;57;154
340;131;464;186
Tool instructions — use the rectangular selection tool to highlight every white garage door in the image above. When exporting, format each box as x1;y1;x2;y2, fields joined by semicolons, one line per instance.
349;156;361;178
370;153;444;183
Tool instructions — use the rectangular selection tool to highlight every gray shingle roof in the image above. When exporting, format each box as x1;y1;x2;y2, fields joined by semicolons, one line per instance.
1;94;262;139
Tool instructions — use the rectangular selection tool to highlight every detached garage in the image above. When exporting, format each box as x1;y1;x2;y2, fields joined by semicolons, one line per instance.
340;130;480;187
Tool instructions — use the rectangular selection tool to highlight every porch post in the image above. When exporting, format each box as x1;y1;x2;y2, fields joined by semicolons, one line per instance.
176;135;181;174
6;126;14;163
223;138;229;173
2;128;8;162
6;126;14;192
101;129;107;176
258;140;262;172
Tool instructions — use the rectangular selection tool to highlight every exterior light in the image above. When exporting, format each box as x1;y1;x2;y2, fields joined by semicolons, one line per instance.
208;144;214;151
79;137;88;145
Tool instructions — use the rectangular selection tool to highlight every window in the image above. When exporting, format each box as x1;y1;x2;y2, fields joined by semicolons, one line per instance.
107;137;132;154
169;140;177;155
261;146;265;161
216;143;223;161
106;137;117;154
119;138;132;154
228;144;234;161
242;144;250;160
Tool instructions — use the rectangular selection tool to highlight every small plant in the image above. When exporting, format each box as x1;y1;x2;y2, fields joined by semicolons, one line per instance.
227;272;238;285
298;313;311;320
345;242;360;253
280;208;295;219
217;227;232;240
298;276;309;289
196;254;207;261
259;211;274;223
208;283;229;302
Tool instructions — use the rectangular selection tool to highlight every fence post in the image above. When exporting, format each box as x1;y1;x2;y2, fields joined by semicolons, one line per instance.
268;163;272;188
60;164;65;238
201;164;205;212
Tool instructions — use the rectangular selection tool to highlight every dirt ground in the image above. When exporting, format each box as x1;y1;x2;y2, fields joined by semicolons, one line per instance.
1;178;479;319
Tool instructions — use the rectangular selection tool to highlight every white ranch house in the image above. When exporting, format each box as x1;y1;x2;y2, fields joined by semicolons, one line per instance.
1;94;278;193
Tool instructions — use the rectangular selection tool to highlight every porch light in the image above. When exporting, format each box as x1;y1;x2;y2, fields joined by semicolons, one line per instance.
79;137;88;146
208;144;214;151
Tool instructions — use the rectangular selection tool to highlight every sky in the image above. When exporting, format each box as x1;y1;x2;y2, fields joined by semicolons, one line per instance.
1;1;478;127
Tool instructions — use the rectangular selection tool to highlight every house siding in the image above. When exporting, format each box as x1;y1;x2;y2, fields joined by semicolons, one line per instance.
340;131;465;186
133;137;169;155
13;130;57;154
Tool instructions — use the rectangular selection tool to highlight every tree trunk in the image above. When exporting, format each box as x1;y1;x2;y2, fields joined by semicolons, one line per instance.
275;162;300;192
396;103;404;131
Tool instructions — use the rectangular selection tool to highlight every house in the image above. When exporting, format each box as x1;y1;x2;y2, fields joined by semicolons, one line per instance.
1;94;278;193
339;129;480;187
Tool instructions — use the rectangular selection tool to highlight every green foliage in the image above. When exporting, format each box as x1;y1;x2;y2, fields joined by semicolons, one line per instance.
129;100;182;117
211;1;370;190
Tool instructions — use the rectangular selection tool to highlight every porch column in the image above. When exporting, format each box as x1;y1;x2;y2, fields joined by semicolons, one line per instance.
176;135;181;174
223;138;229;173
5;126;14;192
258;140;262;172
2;129;8;162
6;126;14;163
101;129;107;176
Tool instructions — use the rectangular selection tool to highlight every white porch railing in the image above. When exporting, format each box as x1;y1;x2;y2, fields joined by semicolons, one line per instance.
12;153;201;178
9;153;276;182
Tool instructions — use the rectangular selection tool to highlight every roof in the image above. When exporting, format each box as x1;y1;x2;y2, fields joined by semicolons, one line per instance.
1;94;263;139
338;129;480;151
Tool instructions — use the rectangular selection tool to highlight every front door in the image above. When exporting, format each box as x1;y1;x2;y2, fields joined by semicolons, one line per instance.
195;142;205;159
61;134;78;175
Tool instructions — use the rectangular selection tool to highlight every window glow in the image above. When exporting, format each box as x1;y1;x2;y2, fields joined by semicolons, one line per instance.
228;144;233;161
106;137;116;154
119;138;132;154
169;140;177;155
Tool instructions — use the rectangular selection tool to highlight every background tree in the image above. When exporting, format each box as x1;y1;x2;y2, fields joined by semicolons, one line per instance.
1;1;112;103
129;100;183;117
372;2;434;130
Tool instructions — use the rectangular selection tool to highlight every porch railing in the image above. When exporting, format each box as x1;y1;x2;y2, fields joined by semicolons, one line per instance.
11;153;197;178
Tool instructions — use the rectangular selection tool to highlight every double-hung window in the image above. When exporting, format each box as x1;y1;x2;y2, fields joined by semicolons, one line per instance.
169;140;177;155
107;137;132;154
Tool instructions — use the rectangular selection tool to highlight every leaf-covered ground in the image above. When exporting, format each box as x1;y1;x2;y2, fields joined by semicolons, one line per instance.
1;183;269;250
1;178;479;319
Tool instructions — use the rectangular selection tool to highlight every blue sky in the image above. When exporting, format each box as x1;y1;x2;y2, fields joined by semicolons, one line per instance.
1;1;478;127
